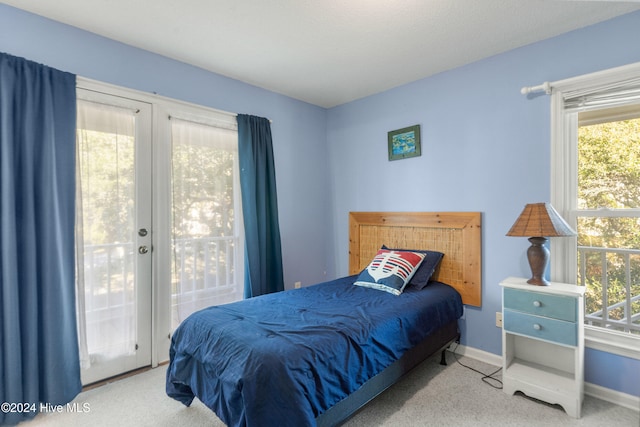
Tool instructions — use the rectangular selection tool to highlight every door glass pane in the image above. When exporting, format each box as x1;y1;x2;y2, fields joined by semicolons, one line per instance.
76;100;137;364
170;119;242;329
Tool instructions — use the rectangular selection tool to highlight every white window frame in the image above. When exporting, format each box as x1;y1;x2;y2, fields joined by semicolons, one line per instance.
550;62;640;360
76;77;243;365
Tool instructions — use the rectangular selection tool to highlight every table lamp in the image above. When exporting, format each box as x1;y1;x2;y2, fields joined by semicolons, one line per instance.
506;202;576;286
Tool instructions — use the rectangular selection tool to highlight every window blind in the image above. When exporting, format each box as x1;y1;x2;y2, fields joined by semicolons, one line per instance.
563;76;640;112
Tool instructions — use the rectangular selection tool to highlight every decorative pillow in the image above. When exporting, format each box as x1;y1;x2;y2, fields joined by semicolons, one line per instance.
354;249;426;295
382;245;444;290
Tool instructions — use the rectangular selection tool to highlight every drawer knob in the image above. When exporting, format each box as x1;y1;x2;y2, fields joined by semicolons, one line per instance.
533;300;542;307
533;323;541;330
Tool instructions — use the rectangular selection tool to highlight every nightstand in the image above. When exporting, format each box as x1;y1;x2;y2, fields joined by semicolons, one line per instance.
500;277;585;418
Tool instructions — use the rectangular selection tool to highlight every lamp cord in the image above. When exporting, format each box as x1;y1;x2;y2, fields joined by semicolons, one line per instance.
450;342;503;389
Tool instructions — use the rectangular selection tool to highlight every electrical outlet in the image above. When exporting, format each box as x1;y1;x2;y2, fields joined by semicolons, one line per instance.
294;281;301;289
496;312;503;328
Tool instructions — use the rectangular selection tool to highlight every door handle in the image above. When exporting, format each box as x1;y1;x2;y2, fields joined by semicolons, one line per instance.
138;245;149;255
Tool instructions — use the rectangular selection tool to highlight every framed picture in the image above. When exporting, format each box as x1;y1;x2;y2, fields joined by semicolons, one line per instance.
388;125;421;161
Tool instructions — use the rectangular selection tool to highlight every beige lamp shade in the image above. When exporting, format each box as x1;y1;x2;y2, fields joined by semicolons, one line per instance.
506;203;576;238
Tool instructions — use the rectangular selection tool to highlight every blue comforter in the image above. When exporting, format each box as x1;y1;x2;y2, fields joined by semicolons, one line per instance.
166;275;462;427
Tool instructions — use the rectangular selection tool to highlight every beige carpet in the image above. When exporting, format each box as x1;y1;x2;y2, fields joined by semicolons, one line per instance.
22;353;640;427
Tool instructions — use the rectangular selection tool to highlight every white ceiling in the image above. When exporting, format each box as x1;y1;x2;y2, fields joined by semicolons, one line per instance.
4;0;640;107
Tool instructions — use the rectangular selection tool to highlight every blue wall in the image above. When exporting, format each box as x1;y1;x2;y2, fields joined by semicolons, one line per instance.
326;11;640;397
1;4;638;398
585;348;640;397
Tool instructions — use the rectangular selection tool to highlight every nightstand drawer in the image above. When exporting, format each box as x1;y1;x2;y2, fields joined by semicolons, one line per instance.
504;288;576;322
504;309;577;346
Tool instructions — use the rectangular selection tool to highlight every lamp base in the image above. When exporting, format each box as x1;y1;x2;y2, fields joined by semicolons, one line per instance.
526;237;549;286
527;277;549;286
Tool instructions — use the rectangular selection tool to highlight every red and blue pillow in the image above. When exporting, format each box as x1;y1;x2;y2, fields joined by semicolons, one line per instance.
354;249;426;295
382;245;444;290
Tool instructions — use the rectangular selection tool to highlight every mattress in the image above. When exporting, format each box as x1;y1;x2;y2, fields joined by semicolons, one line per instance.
166;274;463;427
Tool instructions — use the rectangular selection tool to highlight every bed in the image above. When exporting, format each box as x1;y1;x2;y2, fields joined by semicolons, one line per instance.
166;211;482;427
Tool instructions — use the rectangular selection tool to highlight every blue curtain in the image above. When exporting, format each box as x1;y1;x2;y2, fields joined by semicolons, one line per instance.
237;114;284;298
0;53;81;425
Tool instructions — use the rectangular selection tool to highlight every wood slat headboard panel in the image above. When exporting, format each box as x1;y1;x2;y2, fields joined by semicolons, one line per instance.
349;212;482;306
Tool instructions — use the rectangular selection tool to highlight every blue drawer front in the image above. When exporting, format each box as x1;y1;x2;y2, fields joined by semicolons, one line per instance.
503;288;576;322
504;309;577;346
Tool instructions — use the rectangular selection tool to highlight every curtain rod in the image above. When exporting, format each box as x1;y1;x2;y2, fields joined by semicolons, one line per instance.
520;81;552;95
521;61;640;97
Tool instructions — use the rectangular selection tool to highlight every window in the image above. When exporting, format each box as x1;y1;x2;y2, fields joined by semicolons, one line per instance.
550;63;640;358
577;107;640;335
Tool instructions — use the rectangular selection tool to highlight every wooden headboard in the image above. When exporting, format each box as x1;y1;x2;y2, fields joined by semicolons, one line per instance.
348;212;482;306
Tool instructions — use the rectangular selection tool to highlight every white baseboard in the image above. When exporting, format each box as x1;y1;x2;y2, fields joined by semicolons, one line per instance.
584;382;640;413
449;343;502;367
451;344;640;414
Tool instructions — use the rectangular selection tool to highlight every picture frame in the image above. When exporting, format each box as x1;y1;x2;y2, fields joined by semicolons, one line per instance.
388;124;421;161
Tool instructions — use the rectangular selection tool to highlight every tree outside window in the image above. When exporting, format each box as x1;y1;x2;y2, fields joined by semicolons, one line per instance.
577;114;640;334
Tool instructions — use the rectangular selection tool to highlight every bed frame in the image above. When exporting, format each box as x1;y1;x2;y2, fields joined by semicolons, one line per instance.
316;211;482;426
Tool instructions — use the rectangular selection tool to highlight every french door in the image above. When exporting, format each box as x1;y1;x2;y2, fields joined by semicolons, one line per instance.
74;81;245;385
76;89;153;385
